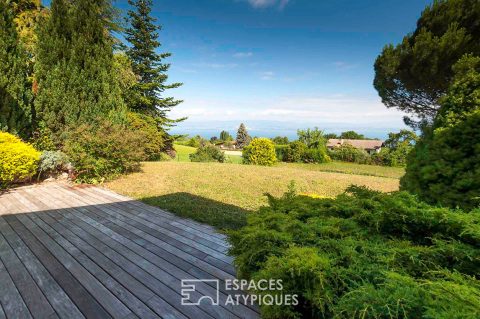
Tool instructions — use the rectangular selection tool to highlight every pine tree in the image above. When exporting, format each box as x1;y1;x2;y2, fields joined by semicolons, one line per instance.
125;0;183;124
236;123;251;149
34;0;125;140
0;0;32;137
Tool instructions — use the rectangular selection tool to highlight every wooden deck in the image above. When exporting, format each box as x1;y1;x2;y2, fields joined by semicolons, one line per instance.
0;183;259;319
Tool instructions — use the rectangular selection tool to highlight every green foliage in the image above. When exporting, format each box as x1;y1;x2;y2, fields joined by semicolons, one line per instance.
297;127;326;149
34;0;126;142
324;133;338;139
189;144;226;163
374;0;480;121
373;130;418;167
243;138;277;166
0;132;40;187
328;144;371;164
339;130;365;140
302;147;331;164
30;121;56;151
63;120;145;183
284;141;308;163
125;0;183;125
127;112;165;161
0;1;33;138
229;186;480;318
236;123;251;149
38;150;69;177
220;130;233;142
272;136;289;145
402;55;480;210
274;144;288;161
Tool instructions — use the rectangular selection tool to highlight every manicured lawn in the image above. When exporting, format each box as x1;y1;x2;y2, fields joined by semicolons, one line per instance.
106;161;403;230
280;161;405;179
173;144;196;162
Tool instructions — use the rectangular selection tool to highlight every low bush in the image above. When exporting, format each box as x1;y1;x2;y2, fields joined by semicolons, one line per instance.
30;121;57;151
63;120;145;183
328;144;371;164
189;144;225;163
302;147;331;164
229;186;480;318
38;150;70;178
284;141;308;163
127;112;165;161
283;141;331;164
0;132;40;187
243;138;277;166
274;145;288;161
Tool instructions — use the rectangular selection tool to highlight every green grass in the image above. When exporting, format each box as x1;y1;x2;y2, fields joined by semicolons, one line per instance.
279;161;405;179
107;161;402;230
173;144;196;162
174;144;244;164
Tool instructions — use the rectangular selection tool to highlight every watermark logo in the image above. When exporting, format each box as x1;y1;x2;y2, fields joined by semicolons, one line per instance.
181;279;220;306
180;279;298;307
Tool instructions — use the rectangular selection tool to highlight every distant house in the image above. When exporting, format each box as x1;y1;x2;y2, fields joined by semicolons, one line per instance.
218;141;238;150
327;139;384;155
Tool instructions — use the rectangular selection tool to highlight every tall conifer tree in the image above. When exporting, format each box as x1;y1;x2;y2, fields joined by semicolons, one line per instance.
125;0;183;124
35;0;125;140
0;0;32;137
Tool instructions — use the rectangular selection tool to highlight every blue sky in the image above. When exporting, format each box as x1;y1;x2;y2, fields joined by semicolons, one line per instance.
48;0;433;138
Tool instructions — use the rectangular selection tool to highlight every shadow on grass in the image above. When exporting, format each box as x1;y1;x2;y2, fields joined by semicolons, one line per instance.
140;192;250;231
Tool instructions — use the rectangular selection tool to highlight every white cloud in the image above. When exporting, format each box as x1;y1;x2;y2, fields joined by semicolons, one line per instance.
260;71;275;80
333;61;357;71
170;94;408;130
245;0;290;9
233;52;254;58
193;62;239;69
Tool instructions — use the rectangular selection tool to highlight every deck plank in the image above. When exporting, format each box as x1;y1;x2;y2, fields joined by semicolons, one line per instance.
0;231;58;319
0;249;32;319
74;186;229;249
0;183;259;319
0;218;84;319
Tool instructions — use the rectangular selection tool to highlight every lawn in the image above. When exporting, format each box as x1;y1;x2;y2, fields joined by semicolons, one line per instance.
106;161;403;230
173;144;196;162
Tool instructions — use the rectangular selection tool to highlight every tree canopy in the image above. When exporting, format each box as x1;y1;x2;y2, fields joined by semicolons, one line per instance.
401;55;480;210
125;0;183;124
0;0;32;137
374;0;480;124
236;123;251;148
34;0;125;141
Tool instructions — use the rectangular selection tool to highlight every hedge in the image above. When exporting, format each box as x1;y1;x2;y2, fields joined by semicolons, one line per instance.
229;186;480;318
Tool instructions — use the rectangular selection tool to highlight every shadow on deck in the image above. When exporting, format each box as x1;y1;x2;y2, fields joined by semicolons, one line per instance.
0;183;259;319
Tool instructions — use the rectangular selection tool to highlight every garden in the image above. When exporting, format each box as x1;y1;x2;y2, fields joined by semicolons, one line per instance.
1;0;480;318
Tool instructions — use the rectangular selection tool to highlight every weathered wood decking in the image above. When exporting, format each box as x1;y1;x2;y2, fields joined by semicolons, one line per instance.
0;183;259;319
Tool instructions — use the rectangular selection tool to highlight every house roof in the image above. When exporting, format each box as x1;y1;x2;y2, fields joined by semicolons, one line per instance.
327;139;384;150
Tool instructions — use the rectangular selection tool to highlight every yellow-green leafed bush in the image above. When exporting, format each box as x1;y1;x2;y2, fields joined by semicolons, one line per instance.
243;138;277;166
0;132;40;187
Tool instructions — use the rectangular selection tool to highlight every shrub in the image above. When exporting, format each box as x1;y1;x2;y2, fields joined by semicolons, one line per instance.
328;144;371;164
243;138;277;166
63;120;145;183
127;112;165;161
189;144;225;163
0;132;40;187
229;186;480;318
38;151;70;178
284;141;307;163
302;147;331;164
274;145;288;161
402;56;480;210
30;121;56;151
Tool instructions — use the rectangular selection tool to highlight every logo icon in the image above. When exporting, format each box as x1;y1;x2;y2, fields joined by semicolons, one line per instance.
181;279;220;306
